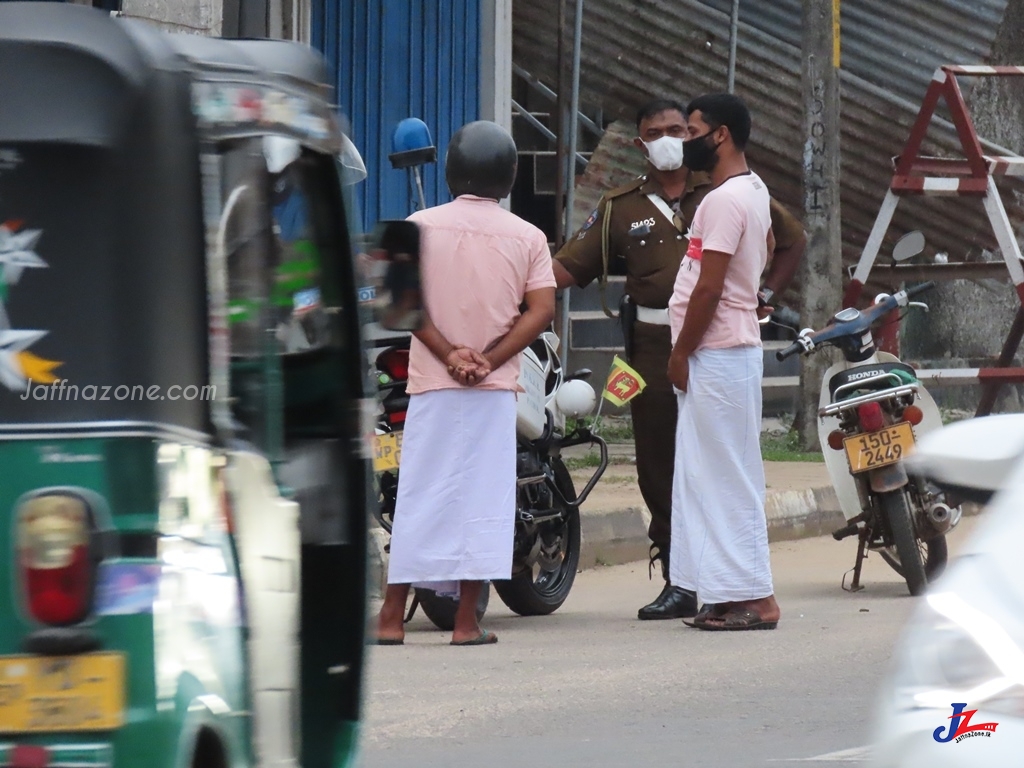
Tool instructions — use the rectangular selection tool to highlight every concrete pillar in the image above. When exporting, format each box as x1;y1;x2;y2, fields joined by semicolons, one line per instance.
118;0;222;36
480;0;513;134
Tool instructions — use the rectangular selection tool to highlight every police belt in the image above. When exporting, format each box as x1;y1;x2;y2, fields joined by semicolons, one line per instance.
635;305;670;326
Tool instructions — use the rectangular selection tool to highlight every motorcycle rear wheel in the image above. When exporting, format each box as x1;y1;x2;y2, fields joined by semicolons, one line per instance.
494;459;581;616
879;533;947;583
879;490;928;596
415;585;489;632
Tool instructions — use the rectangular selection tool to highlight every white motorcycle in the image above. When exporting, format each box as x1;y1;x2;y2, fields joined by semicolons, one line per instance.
777;249;961;596
370;330;608;628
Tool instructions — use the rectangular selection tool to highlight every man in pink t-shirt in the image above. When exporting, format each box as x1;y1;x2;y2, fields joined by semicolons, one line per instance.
375;121;556;647
666;93;781;631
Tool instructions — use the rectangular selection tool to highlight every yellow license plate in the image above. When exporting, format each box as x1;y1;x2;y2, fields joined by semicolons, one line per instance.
843;421;915;474
0;653;125;733
372;431;403;472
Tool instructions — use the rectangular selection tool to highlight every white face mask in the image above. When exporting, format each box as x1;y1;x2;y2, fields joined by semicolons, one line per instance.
642;136;684;171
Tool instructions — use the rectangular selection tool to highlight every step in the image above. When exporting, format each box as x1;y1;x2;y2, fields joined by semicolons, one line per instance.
565;277;626;312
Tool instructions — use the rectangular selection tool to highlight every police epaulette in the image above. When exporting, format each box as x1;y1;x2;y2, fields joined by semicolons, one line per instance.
604;176;646;201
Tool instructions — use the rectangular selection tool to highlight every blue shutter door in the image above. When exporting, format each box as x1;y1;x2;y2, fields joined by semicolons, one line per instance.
312;0;481;231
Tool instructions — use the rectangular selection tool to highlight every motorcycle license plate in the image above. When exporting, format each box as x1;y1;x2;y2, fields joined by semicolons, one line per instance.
0;653;125;733
372;432;403;472
843;422;915;474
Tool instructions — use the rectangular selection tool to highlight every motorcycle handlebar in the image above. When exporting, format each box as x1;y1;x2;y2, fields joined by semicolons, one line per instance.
905;281;936;300
776;341;803;362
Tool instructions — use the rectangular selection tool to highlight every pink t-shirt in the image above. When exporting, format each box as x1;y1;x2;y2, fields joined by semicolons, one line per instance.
406;195;556;394
669;172;771;350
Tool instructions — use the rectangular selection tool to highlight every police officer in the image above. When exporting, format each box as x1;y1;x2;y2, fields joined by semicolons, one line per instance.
552;99;806;620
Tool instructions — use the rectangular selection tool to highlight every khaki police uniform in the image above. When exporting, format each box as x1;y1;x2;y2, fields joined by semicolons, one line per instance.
555;171;804;568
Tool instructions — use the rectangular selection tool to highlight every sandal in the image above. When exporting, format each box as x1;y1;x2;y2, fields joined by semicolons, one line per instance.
682;603;726;628
450;629;498;646
694;608;778;631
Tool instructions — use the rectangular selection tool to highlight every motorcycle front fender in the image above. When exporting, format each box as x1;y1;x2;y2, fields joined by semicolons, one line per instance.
868;461;909;493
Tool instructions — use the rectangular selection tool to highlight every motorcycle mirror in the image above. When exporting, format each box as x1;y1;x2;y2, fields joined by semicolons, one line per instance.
566;368;593;382
368;220;424;332
892;230;926;262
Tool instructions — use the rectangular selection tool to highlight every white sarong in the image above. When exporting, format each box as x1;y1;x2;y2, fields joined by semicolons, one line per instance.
386;388;516;594
669;346;774;603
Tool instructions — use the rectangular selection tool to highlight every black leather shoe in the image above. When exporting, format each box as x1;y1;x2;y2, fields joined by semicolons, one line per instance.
637;584;698;620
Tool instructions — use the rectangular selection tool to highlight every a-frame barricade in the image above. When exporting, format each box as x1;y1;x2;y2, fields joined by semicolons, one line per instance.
845;65;1024;416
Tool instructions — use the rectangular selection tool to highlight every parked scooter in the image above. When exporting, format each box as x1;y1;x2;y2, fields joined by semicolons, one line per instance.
776;236;961;596
371;330;608;630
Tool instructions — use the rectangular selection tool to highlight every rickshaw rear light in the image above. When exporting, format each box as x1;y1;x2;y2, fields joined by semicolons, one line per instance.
9;744;49;768
857;401;885;433
902;405;924;425
17;494;93;626
387;411;407;425
377;348;410;381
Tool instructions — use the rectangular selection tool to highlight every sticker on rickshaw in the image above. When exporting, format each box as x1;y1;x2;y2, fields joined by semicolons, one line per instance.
0;220;62;392
293;287;321;316
192;82;333;141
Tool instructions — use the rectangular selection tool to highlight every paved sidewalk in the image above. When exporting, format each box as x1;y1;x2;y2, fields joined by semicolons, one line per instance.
562;442;841;570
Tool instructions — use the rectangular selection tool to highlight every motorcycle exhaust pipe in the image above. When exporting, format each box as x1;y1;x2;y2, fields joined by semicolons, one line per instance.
924;503;953;535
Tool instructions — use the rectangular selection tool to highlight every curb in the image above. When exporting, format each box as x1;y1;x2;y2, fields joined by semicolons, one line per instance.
365;485;847;600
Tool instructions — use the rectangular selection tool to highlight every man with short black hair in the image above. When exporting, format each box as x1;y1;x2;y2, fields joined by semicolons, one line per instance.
669;92;781;631
552;98;804;620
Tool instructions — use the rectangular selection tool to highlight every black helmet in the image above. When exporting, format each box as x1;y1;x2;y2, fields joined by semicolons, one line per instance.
445;121;518;200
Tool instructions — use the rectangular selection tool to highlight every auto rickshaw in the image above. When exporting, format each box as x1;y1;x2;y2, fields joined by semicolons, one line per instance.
0;4;379;767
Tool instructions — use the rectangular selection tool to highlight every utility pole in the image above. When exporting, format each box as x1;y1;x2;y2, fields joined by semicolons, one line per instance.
797;0;843;450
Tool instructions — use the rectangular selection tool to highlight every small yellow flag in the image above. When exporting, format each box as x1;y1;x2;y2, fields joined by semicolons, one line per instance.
603;355;647;407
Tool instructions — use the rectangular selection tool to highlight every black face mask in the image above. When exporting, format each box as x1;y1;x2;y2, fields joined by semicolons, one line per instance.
682;130;721;172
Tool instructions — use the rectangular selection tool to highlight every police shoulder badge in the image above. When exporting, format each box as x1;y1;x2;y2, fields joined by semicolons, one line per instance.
577;208;599;240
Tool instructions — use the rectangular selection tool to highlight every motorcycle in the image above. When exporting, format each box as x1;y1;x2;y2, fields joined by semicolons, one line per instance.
776;259;961;596
370;330;608;630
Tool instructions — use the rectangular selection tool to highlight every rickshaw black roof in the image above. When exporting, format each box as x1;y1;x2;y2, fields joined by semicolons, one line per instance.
0;3;343;435
0;2;339;147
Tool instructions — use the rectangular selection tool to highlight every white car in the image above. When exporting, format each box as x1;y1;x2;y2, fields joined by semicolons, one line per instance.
868;414;1024;767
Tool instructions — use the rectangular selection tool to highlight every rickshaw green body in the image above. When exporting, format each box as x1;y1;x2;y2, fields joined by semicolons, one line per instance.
0;4;370;767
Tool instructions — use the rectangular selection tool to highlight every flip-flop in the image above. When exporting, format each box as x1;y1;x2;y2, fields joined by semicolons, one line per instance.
374;636;405;645
450;629;498;646
694;608;778;632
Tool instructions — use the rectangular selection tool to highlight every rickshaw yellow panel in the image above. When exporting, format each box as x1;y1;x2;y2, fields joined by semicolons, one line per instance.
0;653;125;733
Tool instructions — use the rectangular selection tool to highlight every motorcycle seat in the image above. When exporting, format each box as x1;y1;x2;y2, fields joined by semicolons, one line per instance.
828;361;918;399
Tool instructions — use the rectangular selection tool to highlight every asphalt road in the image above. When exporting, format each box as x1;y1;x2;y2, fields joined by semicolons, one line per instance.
357;519;978;768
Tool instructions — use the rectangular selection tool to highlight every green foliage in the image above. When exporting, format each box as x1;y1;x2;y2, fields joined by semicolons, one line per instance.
566;415;634;444
760;430;825;463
